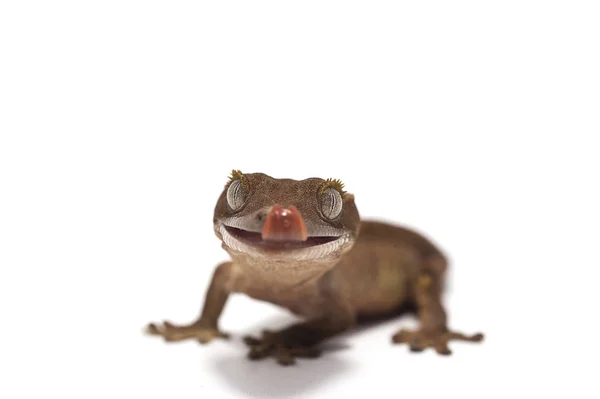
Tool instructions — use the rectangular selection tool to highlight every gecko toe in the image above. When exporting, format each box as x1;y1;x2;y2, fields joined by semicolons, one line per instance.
435;342;452;355
408;334;426;352
471;333;484;342
275;349;296;366
145;323;161;335
248;346;273;360
448;331;485;342
409;343;425;352
391;329;411;344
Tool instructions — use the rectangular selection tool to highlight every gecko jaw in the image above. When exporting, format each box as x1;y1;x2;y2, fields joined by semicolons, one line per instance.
217;222;353;261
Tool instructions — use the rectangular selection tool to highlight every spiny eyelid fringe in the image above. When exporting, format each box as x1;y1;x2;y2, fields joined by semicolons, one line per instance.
226;169;249;190
320;178;346;195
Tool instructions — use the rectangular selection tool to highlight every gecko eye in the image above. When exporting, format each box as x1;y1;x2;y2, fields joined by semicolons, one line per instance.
320;187;343;220
227;179;246;211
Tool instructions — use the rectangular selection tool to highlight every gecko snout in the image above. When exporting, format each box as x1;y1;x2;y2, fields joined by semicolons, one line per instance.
261;204;308;242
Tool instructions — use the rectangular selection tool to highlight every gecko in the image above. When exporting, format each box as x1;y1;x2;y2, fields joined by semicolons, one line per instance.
145;170;483;365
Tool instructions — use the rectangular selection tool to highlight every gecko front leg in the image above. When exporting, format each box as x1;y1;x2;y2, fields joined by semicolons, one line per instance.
392;256;484;354
145;261;236;344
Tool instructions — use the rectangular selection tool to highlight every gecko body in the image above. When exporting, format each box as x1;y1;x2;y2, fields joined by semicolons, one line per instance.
146;171;483;365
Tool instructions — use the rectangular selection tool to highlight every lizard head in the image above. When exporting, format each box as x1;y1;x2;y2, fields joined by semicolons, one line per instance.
213;170;360;262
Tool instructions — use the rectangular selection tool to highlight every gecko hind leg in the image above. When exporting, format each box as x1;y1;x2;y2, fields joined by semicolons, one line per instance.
391;255;484;355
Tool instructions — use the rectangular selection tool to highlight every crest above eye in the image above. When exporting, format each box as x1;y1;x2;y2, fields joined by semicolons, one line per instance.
226;169;249;190
319;178;345;195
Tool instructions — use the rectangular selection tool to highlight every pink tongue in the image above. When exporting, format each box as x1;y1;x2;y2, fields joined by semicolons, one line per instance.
261;205;308;242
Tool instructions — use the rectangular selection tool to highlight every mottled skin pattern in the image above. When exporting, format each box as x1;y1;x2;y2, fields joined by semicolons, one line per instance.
146;171;483;365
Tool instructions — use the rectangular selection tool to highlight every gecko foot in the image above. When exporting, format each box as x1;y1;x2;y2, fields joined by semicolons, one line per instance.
392;328;484;355
145;320;230;344
243;329;322;366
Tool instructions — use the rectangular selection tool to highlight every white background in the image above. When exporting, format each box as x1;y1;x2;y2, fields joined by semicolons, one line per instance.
1;1;599;398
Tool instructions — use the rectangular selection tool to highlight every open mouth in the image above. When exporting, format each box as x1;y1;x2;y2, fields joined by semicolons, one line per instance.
224;226;340;251
217;205;351;259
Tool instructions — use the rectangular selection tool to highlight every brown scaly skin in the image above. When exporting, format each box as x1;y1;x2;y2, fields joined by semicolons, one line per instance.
146;171;483;365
